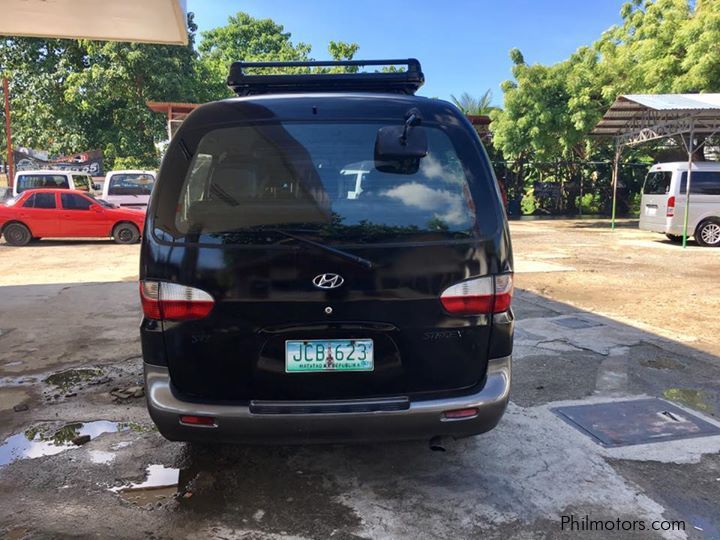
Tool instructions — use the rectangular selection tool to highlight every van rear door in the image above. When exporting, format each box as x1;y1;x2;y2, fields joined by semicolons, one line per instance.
146;107;510;403
640;170;673;232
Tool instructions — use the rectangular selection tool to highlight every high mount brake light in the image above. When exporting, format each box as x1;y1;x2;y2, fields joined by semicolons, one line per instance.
440;274;513;316
667;196;675;217
140;281;214;321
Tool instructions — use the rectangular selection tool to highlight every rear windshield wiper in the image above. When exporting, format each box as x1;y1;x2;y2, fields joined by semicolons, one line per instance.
271;229;375;269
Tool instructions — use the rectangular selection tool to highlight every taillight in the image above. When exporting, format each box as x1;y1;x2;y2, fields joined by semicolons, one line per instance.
666;196;675;217
139;281;214;321
440;274;513;316
179;415;216;426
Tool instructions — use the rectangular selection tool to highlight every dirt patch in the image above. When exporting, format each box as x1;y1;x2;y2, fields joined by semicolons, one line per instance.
511;219;720;357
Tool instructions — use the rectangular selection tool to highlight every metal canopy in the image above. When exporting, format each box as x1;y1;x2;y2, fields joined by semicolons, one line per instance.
592;93;720;247
593;94;720;146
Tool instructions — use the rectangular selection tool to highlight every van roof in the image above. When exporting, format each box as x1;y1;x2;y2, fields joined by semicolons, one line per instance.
106;170;156;176
178;93;465;134
650;161;720;170
14;169;79;176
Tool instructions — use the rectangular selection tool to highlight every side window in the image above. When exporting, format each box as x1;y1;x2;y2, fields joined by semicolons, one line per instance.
61;193;93;210
680;172;720;195
23;193;56;209
22;194;37;208
72;174;91;191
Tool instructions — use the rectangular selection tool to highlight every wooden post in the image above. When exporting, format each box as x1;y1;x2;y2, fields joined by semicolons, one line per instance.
2;76;13;186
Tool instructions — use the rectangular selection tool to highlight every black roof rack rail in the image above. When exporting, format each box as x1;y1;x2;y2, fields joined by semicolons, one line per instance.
227;59;424;96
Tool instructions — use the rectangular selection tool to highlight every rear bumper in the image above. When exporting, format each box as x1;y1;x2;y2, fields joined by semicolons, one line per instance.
144;355;511;444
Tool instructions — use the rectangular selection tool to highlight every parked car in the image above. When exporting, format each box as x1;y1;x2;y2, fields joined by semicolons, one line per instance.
639;162;720;247
140;59;514;445
12;169;98;196
0;189;145;246
102;170;156;209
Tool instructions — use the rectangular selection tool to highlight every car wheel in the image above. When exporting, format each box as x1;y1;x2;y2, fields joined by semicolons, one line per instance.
665;234;682;243
113;223;140;244
3;223;32;246
696;219;720;247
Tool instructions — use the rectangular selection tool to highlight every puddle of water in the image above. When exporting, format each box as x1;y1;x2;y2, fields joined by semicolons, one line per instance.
663;388;712;413
111;465;181;506
45;368;103;391
0;420;125;467
640;356;686;370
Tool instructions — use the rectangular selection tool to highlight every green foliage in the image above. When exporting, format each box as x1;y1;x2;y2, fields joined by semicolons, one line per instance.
491;0;720;214
197;12;312;98
450;90;495;115
520;190;537;215
0;14;206;169
1;11;360;170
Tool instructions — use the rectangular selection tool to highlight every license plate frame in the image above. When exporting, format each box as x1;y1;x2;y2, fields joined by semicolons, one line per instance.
285;339;374;373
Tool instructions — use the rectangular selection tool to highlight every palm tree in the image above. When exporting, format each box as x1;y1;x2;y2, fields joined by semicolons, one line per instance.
450;90;495;115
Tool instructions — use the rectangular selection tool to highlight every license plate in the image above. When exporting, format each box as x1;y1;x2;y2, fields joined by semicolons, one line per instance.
285;339;374;373
645;206;657;216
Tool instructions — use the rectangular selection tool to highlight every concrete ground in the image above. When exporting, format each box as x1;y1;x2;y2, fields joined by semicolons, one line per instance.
0;220;719;539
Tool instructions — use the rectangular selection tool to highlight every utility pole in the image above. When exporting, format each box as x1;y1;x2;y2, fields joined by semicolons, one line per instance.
2;76;13;186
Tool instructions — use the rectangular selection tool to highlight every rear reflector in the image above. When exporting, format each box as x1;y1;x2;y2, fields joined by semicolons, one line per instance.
440;274;513;316
140;281;214;321
443;407;479;420
666;196;675;217
179;415;216;426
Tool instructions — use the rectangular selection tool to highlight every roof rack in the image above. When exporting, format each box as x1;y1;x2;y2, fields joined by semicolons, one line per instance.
227;59;424;96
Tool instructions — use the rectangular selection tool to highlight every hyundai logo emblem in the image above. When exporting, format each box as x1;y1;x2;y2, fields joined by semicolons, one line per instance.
312;273;344;289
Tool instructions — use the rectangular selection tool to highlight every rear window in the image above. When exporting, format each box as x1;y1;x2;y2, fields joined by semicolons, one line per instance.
158;122;490;245
108;173;155;196
16;174;69;193
643;171;672;195
680;171;720;195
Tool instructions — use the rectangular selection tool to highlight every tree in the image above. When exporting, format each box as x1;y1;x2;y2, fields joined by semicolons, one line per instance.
0;14;207;169
450;90;495;115
198;12;312;98
490;0;720;214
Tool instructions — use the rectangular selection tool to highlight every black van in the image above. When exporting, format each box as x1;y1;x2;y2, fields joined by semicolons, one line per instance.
140;59;513;444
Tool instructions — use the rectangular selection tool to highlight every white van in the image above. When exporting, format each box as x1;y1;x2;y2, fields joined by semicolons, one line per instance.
639;162;720;247
102;170;156;209
13;170;96;196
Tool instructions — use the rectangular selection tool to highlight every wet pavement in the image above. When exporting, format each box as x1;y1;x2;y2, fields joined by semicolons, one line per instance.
1;223;720;539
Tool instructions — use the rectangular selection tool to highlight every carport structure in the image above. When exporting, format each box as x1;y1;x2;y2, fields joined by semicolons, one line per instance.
592;93;720;247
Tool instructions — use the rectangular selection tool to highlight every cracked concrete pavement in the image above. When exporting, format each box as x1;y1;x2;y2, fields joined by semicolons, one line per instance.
0;220;719;539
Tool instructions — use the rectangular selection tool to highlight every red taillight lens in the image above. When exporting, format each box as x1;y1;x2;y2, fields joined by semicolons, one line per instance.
179;415;215;426
440;274;513;316
443;407;479;420
666;196;675;217
140;281;214;321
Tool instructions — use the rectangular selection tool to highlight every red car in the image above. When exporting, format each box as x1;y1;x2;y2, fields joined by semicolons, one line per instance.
0;189;146;246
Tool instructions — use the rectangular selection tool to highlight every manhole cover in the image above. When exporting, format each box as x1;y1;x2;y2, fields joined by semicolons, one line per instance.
552;317;602;330
553;398;720;447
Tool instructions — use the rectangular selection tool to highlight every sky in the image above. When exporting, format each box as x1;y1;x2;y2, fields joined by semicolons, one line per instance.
187;0;626;105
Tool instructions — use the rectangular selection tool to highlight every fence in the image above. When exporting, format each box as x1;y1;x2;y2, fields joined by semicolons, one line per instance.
492;160;650;216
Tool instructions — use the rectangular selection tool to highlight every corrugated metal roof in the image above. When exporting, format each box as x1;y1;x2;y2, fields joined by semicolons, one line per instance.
592;94;720;136
623;94;720;110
